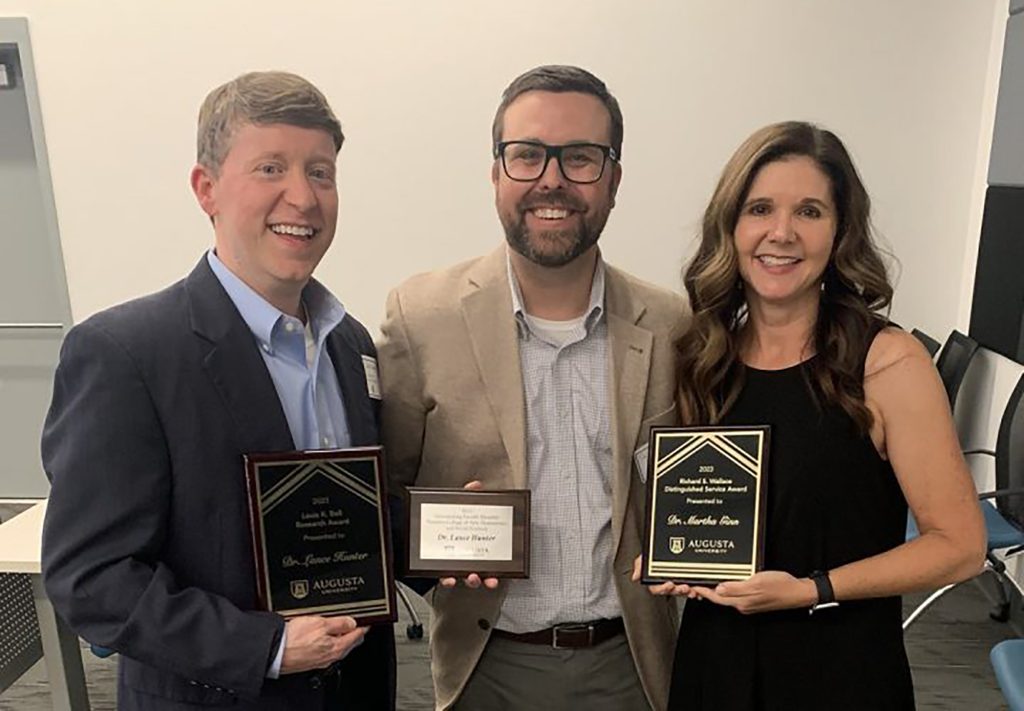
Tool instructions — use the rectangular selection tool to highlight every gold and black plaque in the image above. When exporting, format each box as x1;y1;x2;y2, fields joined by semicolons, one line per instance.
642;426;770;585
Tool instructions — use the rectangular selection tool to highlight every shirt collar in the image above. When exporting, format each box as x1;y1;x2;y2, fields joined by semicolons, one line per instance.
506;248;606;337
206;249;346;350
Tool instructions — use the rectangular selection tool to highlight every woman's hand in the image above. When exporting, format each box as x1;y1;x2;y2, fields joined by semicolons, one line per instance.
690;571;818;614
631;557;818;610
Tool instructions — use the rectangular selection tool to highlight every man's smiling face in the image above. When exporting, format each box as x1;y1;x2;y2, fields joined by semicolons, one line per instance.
193;122;339;304
492;91;621;267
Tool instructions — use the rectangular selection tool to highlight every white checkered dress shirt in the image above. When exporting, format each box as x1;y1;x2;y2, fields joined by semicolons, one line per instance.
496;254;622;633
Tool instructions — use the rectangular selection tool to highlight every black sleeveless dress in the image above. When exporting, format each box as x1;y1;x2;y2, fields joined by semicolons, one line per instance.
667;358;914;710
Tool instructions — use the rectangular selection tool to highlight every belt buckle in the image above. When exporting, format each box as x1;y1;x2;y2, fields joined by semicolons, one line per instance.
551;622;594;649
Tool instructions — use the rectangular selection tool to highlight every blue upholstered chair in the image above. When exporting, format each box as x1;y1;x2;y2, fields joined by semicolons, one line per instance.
89;643;115;658
992;639;1024;711
904;370;1024;629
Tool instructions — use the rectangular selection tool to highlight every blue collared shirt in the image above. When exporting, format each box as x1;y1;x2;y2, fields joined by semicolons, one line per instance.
207;251;352;452
207;251;352;678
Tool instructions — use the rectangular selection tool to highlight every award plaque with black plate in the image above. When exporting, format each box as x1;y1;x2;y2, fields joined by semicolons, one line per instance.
642;426;770;585
406;488;530;578
244;447;397;625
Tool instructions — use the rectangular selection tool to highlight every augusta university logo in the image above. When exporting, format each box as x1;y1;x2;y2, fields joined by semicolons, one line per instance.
290;580;310;600
669;537;686;554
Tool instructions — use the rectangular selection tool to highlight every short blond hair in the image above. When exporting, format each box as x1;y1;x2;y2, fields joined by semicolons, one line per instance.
196;71;344;171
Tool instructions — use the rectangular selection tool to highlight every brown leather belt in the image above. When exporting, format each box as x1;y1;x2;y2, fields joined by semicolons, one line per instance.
491;618;624;649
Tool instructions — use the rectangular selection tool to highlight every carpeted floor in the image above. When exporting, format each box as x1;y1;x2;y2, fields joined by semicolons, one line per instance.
0;577;1018;710
0;588;435;711
903;577;1019;710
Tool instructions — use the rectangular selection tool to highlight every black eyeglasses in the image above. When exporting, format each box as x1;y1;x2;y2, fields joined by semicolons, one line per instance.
494;141;618;184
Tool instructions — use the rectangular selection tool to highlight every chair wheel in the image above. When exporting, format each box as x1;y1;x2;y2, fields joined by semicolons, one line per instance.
990;602;1011;622
406;623;424;640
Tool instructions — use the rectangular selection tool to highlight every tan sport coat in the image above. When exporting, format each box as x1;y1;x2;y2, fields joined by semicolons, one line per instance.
378;247;688;710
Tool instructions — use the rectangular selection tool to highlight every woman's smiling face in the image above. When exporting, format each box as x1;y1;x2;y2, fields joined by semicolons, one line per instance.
734;155;837;310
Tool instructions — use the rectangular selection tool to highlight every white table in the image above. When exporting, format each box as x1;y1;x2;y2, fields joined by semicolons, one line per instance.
0;501;90;710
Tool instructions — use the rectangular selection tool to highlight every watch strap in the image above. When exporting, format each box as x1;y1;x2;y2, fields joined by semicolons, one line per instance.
809;570;839;614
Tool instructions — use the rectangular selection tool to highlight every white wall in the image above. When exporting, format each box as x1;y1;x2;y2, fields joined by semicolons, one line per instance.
0;0;1004;339
960;1;1010;330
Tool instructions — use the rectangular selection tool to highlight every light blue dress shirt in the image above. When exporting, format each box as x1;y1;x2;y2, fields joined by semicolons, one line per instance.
207;251;352;451
207;250;352;677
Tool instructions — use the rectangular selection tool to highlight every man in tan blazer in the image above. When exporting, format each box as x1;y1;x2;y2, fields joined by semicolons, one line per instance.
378;65;687;710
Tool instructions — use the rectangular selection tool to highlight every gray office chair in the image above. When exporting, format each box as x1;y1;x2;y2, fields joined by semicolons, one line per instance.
911;328;941;358
935;330;980;411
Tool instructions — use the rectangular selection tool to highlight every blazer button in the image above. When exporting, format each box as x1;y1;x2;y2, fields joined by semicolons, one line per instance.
477;619;490;631
310;675;322;690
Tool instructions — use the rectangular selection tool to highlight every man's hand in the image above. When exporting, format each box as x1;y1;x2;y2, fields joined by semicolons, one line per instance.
280;615;368;675
631;554;696;597
438;480;500;590
439;572;500;589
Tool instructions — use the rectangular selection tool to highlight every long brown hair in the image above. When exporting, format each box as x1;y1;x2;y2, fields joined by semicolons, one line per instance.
676;121;893;432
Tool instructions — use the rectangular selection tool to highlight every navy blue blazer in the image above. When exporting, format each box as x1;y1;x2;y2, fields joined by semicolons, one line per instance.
41;258;395;710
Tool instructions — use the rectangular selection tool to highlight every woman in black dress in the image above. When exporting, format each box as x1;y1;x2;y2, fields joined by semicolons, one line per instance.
642;122;985;710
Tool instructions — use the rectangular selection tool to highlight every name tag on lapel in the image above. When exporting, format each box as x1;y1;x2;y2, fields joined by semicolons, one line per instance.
633;443;650;484
361;355;381;400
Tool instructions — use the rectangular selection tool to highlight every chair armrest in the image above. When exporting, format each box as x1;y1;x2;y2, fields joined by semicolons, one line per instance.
979;487;1024;501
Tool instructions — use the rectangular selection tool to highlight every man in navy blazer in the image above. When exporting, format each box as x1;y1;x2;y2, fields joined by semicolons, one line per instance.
40;71;394;709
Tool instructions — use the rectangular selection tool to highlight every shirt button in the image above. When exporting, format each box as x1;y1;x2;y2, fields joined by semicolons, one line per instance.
285;321;297;332
322;437;331;447
261;344;271;353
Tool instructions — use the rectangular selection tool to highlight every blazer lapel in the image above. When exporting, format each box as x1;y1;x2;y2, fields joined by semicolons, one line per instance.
605;267;653;552
186;259;295;454
460;248;528;489
326;326;377;447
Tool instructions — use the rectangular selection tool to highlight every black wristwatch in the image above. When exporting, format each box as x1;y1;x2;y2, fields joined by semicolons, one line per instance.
808;570;839;615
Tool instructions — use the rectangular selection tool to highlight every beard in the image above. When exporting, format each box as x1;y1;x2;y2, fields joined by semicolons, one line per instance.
500;193;610;268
